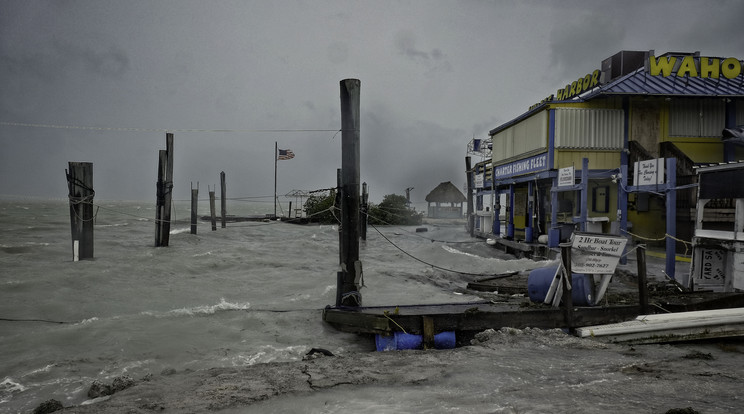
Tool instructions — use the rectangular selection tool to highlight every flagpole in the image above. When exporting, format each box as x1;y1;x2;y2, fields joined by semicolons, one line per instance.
274;141;277;217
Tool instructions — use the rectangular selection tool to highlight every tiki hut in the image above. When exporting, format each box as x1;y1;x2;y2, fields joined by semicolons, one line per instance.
425;181;466;218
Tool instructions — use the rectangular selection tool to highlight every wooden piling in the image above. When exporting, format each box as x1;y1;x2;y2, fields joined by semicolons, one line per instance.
560;244;574;329
209;188;217;231
190;183;198;235
338;78;362;307
466;156;474;237
220;171;226;228
155;150;166;246
422;316;435;350
336;168;344;306
66;162;94;261
636;243;650;314
155;133;174;247
361;182;368;241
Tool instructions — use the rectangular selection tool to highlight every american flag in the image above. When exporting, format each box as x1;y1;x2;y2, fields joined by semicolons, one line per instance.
277;149;295;160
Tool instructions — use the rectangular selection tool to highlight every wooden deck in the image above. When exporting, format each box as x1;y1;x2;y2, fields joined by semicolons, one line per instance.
322;301;640;336
322;293;744;340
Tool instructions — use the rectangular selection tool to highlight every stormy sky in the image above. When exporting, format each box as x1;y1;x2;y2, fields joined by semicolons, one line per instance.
2;0;744;205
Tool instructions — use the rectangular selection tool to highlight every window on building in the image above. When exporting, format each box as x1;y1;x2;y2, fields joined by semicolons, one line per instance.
668;98;725;137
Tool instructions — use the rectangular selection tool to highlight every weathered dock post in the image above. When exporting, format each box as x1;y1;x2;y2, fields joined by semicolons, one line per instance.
466;156;474;236
636;243;650;314
209;187;217;231
361;182;368;241
336;168;344;285
338;78;362;307
66;162;94;261
220;171;227;228
190;182;198;235
560;243;574;329
155;133;174;247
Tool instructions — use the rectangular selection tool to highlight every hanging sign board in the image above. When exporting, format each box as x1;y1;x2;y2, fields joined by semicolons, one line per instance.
570;232;627;274
475;173;484;189
633;158;665;186
558;166;575;187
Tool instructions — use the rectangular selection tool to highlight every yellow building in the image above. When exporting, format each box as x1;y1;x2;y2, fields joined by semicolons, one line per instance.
471;50;744;280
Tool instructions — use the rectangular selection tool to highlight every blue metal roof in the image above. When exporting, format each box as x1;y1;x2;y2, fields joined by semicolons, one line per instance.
489;61;744;136
586;67;744;98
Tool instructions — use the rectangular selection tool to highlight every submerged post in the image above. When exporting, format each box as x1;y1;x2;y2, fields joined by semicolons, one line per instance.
220;171;226;228
636;243;650;315
560;243;574;329
155;133;174;247
66;162;94;261
338;78;362;307
190;182;198;235
209;187;217;231
466;156;474;237
361;182;368;241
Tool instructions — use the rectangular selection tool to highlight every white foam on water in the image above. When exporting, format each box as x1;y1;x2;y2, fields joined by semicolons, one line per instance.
142;298;252;318
229;345;307;366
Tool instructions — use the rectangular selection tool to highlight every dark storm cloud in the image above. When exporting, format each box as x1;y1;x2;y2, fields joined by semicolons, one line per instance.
3;0;744;202
52;40;130;78
548;12;626;80
394;30;452;73
362;102;464;200
666;0;744;56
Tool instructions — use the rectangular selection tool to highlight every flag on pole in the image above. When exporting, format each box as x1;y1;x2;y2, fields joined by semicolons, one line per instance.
277;148;295;160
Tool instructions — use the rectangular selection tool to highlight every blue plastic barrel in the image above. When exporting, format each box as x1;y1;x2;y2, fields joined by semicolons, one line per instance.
527;266;594;306
375;331;456;351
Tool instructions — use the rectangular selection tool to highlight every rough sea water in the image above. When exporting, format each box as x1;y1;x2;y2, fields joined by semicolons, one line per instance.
2;198;744;413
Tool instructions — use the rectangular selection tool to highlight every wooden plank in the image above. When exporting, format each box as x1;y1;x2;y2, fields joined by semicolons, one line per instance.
493;238;532;252
323;303;641;335
422;316;435;350
322;308;390;334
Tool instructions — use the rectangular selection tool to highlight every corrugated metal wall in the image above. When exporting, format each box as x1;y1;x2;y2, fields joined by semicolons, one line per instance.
492;110;548;163
668;98;725;137
554;108;624;149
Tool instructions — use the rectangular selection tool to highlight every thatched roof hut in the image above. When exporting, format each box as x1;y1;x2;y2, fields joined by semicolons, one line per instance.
425;181;466;218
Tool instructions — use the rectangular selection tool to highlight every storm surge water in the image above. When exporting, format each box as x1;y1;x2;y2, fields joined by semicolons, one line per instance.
2;199;744;413
0;198;536;412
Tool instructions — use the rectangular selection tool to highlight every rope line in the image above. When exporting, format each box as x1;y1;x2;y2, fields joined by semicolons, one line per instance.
363;209;480;244
368;222;508;277
0;120;341;135
621;228;692;256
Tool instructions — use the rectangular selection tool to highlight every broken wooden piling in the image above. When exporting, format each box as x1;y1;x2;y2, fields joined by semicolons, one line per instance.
66;162;94;261
155;133;174;247
338;78;362;307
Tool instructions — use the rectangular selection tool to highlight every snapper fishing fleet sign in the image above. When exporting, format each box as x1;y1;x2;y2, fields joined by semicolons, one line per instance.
492;153;548;180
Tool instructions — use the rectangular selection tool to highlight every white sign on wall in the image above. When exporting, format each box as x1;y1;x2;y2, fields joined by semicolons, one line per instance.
475;173;484;189
633;158;665;186
558;166;575;187
570;232;627;274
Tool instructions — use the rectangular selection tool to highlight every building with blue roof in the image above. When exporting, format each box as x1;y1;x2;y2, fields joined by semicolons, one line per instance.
469;50;744;282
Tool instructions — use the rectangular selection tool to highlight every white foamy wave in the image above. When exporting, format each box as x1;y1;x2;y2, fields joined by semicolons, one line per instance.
0;241;50;248
441;245;481;258
97;223;129;228
1;377;27;396
229;344;307;366
22;364;55;378
76;317;100;325
145;298;251;318
169;227;191;235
